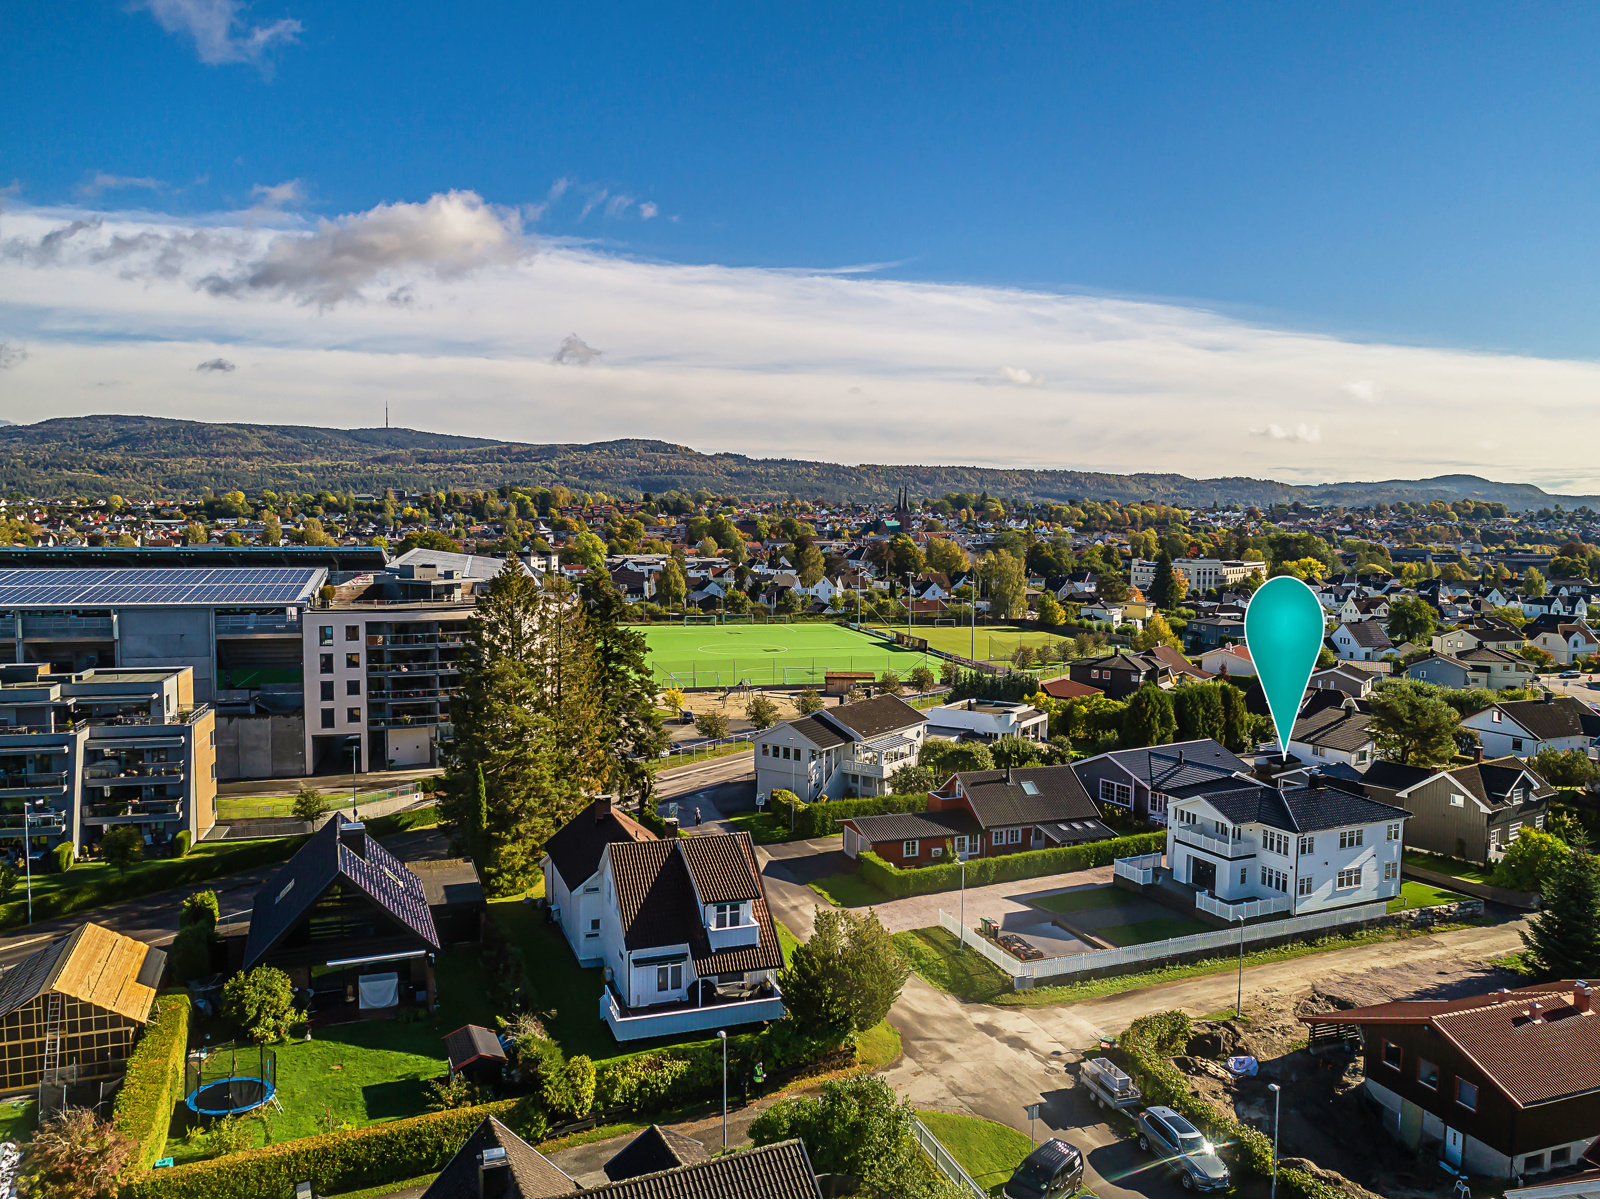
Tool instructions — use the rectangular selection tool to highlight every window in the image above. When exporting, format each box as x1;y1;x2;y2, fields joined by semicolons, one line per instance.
1312;743;1326;757
1021;780;1039;796
1008;827;1022;844
782;746;791;760
1384;861;1399;881
1417;1059;1438;1089
320;708;335;729
903;840;919;859
1149;792;1167;817
1298;874;1313;897
346;679;361;696
1386;823;1401;842
1260;866;1288;892
714;902;741;928
1337;867;1362;889
655;964;683;992
1099;779;1131;808
345;625;360;641
1339;828;1363;849
586;918;600;938
346;653;361;670
761;744;769;756
1491;709;1502;723
347;707;361;724
1240;866;1248;884
320;653;334;675
1264;831;1289;855
1450;793;1465;807
1456;1078;1478;1111
321;681;335;702
994;830;1005;847
1298;835;1314;855
1512;737;1524;752
319;626;334;646
1382;1041;1402;1070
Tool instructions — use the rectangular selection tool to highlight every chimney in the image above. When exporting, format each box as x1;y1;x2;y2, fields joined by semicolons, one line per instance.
1473;745;1484;764
1177;749;1186;766
1308;771;1321;790
1544;689;1555;704
339;820;367;860
478;1146;510;1199
1527;1001;1545;1024
1006;765;1014;785
594;796;612;823
1576;982;1593;1014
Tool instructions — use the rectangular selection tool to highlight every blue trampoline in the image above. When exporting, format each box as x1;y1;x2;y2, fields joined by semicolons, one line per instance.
184;1043;277;1117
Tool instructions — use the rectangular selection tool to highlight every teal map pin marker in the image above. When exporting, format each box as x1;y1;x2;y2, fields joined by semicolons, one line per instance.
1244;575;1327;758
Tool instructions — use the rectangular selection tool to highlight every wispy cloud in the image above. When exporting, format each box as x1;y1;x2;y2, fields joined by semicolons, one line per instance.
196;357;235;372
249;179;305;211
76;172;165;198
553;335;601;365
1341;379;1382;403
998;366;1044;387
1250;422;1323;443
638;202;658;221
135;0;302;72
0;344;26;370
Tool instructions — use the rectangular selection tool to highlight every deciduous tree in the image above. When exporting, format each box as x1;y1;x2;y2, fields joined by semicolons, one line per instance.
1369;681;1460;766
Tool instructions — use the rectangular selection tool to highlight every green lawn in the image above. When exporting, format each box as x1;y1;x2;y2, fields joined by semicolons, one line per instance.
169;945;497;1162
1031;886;1137;914
650;742;752;774
1095;916;1211;947
866;623;1074;665
726;811;810;844
0;1098;36;1146
1403;850;1495;884
857;1019;902;1071
324;1174;441;1199
217;788;406;820
1388;880;1468;913
891;928;1011;1003
644;621;932;687
776;920;801;967
808;873;891;909
917;1110;1035;1195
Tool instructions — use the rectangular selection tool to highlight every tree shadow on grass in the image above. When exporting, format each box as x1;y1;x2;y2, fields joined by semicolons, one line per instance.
362;1076;438;1122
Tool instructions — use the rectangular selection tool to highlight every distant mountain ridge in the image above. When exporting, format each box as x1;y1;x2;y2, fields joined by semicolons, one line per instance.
1;415;1592;509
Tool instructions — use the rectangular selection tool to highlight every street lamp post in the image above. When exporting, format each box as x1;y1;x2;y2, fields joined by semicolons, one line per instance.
1268;1082;1282;1199
348;736;361;821
959;856;967;936
906;571;914;642
718;1030;728;1152
1234;913;1246;1017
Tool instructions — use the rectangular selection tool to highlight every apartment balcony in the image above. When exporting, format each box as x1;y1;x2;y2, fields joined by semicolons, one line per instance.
369;686;459;702
367;662;459;676
0;772;70;801
367;713;452;729
85;765;185;784
1195;892;1292;921
367;632;466;647
600;981;785;1043
1173;828;1257;859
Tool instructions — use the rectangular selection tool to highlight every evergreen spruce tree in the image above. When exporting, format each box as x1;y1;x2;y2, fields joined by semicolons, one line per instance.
1151;551;1181;611
1218;682;1251;753
1521;831;1600;981
1122;683;1177;748
580;566;669;811
1173;682;1225;744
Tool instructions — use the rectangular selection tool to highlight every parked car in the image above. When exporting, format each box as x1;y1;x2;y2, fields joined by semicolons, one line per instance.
1561;670;1581;678
1003;1137;1083;1199
1134;1106;1230;1192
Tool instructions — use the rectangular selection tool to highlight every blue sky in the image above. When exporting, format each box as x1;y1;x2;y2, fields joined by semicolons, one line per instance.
3;2;1600;486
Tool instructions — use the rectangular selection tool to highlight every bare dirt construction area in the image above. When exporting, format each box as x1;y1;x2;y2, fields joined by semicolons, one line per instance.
1166;955;1524;1199
662;686;812;737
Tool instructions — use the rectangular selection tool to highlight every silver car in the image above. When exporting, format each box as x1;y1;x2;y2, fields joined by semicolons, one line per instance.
1134;1106;1230;1192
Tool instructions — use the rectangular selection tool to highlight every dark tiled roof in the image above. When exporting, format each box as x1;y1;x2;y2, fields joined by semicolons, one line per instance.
420;1115;576;1199
1302;982;1600;1108
1340;621;1393;649
1361;759;1434;794
1195;780;1408;833
1450;759;1556;809
841;809;981;843
244;813;440;967
953;765;1101;828
580;1139;821;1199
604;1125;711;1182
443;1024;506;1072
1289;705;1374;752
680;835;763;904
1037;817;1117;845
0;927;79;1019
785;714;848;750
823;693;927;740
1491;697;1600;742
1078;651;1162;674
1088;739;1250;793
543;799;656;889
1040;677;1101;699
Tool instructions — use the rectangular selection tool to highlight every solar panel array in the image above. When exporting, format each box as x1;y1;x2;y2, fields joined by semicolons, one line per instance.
0;567;326;608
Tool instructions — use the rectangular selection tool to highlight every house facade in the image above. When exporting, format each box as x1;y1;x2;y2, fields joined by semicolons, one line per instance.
542;797;656;967
1459;695;1600;759
1330;621;1395;662
753;693;929;801
1286;700;1375;770
1363;756;1553;863
1068;651;1168;700
1302;982;1600;1180
1073;739;1252;827
922;698;1048;743
1528;621;1600;666
594;831;786;1041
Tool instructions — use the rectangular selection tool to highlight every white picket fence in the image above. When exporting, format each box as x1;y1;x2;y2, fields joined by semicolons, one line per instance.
940;900;1389;984
912;1117;988;1199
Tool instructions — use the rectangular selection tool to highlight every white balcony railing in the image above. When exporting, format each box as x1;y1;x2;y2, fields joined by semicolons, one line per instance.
1173;828;1257;858
1113;853;1163;886
600;985;786;1042
1195;892;1292;921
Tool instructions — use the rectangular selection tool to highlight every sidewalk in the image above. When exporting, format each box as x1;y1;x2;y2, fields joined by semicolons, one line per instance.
218;765;441;799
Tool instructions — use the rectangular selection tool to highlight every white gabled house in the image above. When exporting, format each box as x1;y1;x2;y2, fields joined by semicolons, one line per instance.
1458;695;1600;759
754;693;928;801
1330;621;1395;662
541;797;656;967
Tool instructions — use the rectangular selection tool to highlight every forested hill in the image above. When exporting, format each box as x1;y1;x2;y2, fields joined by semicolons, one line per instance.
0;415;1590;508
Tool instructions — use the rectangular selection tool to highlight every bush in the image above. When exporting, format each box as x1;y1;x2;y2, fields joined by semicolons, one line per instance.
694;711;729;739
112;993;191;1170
23;1106;136;1198
222;967;303;1043
173;830;191;857
180;890;219;930
168;922;214;983
797;688;824;715
859;831;1167;898
292;787;331;822
51;842;74;875
123;1098;547;1199
101;825;145;875
1492;827;1569;892
766;791;929;839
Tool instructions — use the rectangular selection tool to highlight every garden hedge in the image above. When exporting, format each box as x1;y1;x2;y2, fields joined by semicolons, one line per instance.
0;837;308;930
767;791;929;839
1119;1012;1338;1199
111;992;191;1170
857;830;1166;897
123;1097;547;1199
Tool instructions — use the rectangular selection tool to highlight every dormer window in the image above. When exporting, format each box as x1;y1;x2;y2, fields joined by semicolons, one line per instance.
713;902;742;929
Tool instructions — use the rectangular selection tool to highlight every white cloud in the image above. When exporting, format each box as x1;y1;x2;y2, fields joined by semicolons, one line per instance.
553;335;602;365
136;0;302;71
8;197;1600;492
997;366;1044;387
1342;379;1382;403
638;202;658;220
249;180;305;211
604;195;634;219
77;172;165;198
1250;423;1323;443
196;357;235;372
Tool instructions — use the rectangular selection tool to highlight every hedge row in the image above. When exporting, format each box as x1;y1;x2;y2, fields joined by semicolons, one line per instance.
0;837;308;929
124;1097;547;1199
1119;1012;1338;1199
112;992;192;1171
767;790;929;839
857;830;1166;898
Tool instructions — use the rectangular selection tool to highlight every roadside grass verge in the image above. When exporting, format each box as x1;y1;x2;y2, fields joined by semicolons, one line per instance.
1388;880;1467;913
1030;886;1137;914
649;743;751;774
1402;850;1496;885
776;920;801;967
891;928;1011;1003
807;873;891;909
916;1109;1033;1195
726;812;815;844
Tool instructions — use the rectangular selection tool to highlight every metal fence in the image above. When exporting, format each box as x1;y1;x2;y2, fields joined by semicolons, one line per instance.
912;1117;988;1199
939;900;1390;983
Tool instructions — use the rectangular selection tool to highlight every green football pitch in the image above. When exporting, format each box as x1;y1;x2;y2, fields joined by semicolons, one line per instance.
643;622;933;687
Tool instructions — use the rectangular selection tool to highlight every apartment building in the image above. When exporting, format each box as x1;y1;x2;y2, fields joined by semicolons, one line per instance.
1130;557;1267;595
0;663;216;855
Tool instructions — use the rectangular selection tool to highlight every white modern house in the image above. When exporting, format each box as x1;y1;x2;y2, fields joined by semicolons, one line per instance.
1459;695;1600;760
922;698;1048;743
753;693;928;801
1286;700;1376;771
541;797;657;967
1118;773;1408;921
